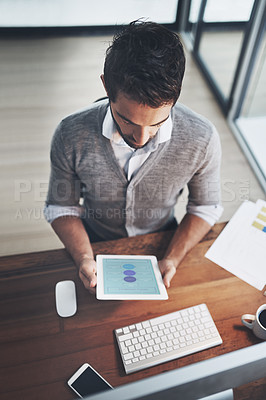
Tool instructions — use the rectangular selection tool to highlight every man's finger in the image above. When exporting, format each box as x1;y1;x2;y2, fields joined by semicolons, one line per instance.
163;267;176;288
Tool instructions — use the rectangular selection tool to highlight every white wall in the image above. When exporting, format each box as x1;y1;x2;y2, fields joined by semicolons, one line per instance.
0;0;178;27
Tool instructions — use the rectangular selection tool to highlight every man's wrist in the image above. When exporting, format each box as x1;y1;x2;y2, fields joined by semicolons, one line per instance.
77;253;94;266
163;256;180;270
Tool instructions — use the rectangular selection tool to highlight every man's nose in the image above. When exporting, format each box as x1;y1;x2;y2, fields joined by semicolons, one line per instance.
133;127;150;146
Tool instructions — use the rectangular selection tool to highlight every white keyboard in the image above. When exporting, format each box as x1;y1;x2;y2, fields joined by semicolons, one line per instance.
114;303;222;374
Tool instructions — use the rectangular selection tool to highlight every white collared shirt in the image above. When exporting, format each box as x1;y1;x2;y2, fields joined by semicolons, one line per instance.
102;106;172;180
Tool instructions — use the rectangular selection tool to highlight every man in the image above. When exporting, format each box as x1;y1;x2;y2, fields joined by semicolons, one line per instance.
44;21;223;293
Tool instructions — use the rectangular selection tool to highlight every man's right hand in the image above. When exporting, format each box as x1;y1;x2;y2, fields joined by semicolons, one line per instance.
51;217;97;293
78;256;97;294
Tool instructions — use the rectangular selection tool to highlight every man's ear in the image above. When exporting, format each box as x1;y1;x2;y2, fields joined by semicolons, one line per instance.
100;74;108;95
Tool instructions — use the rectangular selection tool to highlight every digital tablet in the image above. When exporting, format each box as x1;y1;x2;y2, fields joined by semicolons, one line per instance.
96;255;168;300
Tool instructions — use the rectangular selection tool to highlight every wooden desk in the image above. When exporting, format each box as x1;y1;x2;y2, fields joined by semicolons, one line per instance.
0;223;265;399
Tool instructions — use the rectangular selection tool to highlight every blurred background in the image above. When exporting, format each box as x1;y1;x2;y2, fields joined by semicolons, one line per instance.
0;0;265;256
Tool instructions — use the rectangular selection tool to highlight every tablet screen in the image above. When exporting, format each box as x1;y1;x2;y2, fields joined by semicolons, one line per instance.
96;255;168;300
103;258;160;295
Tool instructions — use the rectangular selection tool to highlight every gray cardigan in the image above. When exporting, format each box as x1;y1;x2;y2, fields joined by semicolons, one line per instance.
46;100;222;240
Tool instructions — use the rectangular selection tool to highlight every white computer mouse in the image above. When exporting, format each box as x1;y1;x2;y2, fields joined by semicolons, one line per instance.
55;280;77;317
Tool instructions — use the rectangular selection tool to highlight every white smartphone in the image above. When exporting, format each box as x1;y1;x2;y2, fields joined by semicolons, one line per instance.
67;363;113;398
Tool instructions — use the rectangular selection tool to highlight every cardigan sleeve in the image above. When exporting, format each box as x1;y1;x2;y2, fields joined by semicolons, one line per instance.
45;121;81;208
186;124;223;225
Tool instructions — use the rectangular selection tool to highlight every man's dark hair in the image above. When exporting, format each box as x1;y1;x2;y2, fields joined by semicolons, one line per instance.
103;20;186;107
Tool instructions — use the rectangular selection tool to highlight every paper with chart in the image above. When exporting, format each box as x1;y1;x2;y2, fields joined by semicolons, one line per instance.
205;199;266;291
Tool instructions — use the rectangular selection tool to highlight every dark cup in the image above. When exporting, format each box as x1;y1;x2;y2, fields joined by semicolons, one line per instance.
258;309;266;328
241;304;266;340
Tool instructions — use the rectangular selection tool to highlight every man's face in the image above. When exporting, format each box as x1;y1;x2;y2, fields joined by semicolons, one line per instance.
110;92;173;149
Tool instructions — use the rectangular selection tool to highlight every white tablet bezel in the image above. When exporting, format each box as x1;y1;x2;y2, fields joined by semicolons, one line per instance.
96;255;168;300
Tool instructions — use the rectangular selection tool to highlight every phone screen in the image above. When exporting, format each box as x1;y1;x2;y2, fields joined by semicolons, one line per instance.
70;365;112;397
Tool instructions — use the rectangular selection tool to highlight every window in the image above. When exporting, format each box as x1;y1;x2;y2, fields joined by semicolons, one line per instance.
182;0;266;190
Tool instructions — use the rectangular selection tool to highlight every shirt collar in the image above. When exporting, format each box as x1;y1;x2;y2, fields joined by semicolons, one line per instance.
102;106;173;149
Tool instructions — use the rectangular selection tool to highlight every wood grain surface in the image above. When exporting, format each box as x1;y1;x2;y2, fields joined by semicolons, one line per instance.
0;223;265;399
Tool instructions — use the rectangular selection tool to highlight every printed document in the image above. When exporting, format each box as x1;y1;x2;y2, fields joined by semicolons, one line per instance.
205;200;266;291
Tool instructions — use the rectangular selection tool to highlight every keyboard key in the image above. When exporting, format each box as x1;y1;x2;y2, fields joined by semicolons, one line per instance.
167;347;173;352
118;333;133;342
167;333;174;340
124;353;133;361
142;321;150;329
